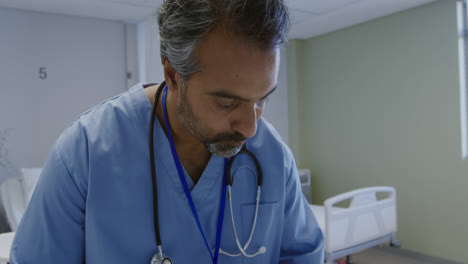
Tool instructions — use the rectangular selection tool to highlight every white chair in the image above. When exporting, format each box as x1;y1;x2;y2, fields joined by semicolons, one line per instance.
0;168;41;231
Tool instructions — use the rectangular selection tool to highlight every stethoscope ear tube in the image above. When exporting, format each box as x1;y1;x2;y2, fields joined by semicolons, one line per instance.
149;81;265;262
149;81;167;248
226;145;263;187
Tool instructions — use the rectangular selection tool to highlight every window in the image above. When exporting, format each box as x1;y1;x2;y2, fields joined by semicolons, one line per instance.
457;0;468;159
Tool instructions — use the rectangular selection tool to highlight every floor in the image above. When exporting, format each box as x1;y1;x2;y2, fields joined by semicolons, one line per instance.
339;246;465;264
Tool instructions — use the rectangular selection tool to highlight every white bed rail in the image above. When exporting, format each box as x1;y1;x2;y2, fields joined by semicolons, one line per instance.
324;186;397;253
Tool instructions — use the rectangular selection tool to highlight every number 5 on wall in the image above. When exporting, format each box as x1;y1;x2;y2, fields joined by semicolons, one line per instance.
39;67;47;79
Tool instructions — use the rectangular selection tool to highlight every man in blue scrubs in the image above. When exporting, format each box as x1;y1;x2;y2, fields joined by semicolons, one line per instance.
11;0;324;263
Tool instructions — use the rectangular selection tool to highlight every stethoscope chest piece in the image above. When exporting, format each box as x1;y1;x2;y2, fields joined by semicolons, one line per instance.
151;253;172;264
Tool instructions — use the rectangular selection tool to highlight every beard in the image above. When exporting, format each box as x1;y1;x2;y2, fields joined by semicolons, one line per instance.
176;83;246;158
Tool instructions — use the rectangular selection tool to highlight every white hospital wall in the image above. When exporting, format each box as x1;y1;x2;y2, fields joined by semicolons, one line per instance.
125;23;140;88
0;8;127;173
0;7;291;176
288;0;468;262
137;15;164;84
261;48;289;145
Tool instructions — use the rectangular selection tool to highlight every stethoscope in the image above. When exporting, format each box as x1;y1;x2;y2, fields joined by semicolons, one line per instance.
148;81;265;264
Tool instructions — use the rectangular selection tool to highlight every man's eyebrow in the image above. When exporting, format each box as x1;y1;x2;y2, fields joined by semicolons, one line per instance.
207;85;277;102
261;85;277;100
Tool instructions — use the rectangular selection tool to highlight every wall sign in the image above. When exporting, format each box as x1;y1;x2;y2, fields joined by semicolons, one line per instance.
39;67;47;79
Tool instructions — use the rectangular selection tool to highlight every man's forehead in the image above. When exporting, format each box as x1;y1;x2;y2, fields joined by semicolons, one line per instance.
195;27;279;65
206;84;278;102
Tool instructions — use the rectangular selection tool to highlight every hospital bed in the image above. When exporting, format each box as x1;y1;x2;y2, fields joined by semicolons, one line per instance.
0;169;399;264
0;168;41;264
1;168;41;232
310;186;400;264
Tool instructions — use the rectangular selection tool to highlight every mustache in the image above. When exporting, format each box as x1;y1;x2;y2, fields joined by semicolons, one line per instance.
210;132;247;143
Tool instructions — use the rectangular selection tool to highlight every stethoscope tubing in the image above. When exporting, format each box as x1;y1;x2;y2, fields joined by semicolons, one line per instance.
226;146;263;187
149;81;166;247
149;81;266;262
219;186;266;258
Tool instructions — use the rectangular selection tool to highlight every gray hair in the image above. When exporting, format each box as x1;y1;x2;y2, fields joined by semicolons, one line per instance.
157;0;290;82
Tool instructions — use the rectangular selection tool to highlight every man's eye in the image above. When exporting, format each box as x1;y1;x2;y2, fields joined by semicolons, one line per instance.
217;99;235;109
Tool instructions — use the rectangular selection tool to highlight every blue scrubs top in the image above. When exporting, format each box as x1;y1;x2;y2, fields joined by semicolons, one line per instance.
10;84;324;263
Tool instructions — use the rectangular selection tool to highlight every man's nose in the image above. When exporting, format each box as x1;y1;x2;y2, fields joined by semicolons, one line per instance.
231;104;260;139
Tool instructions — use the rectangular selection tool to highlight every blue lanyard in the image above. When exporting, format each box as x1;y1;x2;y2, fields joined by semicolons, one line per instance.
162;85;227;264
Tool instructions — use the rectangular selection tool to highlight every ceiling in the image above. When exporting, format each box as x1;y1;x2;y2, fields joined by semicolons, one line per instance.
0;0;437;39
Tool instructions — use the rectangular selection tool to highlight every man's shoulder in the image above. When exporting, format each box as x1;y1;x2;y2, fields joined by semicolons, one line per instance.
256;118;284;141
254;118;287;145
62;84;145;139
249;118;293;160
51;84;148;176
56;84;147;157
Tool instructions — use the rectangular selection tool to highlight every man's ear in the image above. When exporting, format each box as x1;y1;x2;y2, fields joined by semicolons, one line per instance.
162;57;182;93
